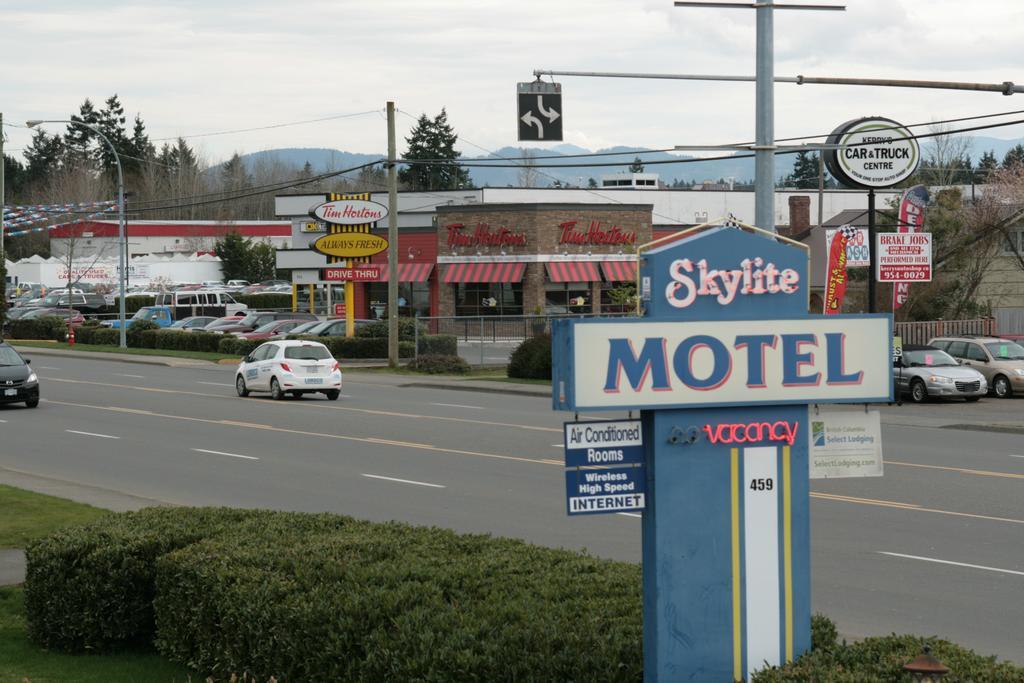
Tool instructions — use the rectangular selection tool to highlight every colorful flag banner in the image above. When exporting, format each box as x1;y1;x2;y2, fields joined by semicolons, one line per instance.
824;225;857;315
892;185;929;310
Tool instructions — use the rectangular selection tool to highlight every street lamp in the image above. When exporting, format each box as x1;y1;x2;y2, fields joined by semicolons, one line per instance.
27;119;127;348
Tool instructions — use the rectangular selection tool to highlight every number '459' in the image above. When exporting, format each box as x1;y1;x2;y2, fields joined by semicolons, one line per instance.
750;478;774;491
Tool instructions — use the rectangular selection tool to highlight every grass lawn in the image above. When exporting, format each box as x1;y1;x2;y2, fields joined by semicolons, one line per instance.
0;587;195;683
0;485;109;549
11;340;239;363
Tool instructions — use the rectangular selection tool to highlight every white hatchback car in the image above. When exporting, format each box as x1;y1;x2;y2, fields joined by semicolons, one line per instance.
235;340;342;400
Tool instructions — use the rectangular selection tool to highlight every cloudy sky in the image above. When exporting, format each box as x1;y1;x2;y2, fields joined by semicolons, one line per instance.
4;0;1023;166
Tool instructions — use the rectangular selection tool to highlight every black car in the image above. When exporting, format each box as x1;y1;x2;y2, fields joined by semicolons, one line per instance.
0;342;40;408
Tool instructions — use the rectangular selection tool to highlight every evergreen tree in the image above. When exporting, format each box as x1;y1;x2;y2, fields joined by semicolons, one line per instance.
247;241;278;282
123;114;154;176
3;154;28;200
221;153;251;190
398;108;472;191
787;151;820;189
23;129;64;185
629;156;645;173
96;94;129;175
214;232;252;282
1002;144;1024;169
977;150;999;181
587;177;598;188
64;98;99;167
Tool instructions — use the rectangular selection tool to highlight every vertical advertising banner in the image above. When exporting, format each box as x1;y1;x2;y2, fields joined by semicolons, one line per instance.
892;185;929;310
823;226;855;315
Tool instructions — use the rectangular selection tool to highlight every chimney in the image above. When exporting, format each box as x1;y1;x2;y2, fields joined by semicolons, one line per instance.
786;196;811;236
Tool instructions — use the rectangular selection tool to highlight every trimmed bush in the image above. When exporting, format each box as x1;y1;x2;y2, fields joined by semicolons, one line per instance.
355;317;424;341
288;335;414;359
217;336;261;357
6;316;69;342
151;515;642;682
233;293;292;310
24;507;256;652
753;630;1024;682
127;320;161;348
418;333;457;356
508;333;552;379
406;354;470;374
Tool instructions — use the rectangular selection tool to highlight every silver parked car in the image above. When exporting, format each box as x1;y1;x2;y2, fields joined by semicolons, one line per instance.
894;344;987;403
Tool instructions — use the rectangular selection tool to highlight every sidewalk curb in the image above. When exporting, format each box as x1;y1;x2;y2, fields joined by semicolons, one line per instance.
10;345;217;368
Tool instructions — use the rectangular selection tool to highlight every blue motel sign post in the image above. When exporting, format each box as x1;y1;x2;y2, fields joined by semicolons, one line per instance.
552;223;892;681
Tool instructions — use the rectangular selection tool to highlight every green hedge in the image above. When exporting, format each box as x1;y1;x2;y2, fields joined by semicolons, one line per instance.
233;293;293;310
5;316;69;342
26;507;642;680
288;335;414;359
508;333;552;379
753;632;1024;682
24;507;1024;681
355;317;425;341
406;354;470;374
24;507;256;652
217;336;262;357
418;334;457;356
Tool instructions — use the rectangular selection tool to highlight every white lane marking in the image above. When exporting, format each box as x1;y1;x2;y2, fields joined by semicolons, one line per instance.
1009;454;1024;459
430;402;485;410
115;373;146;379
197;381;234;387
879;551;1024;577
552;444;564;448
361;473;445;488
36;365;61;370
617;512;642;518
191;448;259;461
0;419;7;423
66;429;120;439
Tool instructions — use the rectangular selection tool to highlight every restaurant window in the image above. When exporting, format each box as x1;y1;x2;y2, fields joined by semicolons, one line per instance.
366;282;431;320
544;282;590;315
600;281;637;314
454;283;523;316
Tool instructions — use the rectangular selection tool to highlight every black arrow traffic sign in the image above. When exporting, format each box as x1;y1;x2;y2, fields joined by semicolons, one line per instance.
517;82;563;141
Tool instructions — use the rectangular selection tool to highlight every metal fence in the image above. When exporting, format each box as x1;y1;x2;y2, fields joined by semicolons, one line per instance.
416;313;635;366
893;317;998;345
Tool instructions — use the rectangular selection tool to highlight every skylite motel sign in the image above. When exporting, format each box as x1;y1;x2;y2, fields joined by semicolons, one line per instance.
552;224;891;682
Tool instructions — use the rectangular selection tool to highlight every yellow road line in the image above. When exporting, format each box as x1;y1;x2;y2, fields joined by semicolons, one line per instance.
886;460;1024;480
46;398;556;467
47;377;561;433
811;491;1024;525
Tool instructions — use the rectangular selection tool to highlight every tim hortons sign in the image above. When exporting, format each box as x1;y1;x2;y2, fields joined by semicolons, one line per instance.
558;220;637;246
310;199;389;225
445;223;527;247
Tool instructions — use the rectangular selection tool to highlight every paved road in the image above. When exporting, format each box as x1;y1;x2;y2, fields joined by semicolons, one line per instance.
0;354;1022;663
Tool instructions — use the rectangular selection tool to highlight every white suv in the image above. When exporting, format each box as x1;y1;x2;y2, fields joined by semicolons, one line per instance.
236;340;342;400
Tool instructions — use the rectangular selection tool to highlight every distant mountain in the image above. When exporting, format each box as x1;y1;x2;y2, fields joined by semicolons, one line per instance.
232;134;1024;189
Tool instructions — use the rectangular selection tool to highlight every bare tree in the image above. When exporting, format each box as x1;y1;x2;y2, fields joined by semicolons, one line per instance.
921;123;974;188
517;149;540;188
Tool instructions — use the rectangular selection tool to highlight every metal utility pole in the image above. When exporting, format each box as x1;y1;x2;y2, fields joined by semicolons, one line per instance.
1;112;5;261
387;102;399;367
754;1;775;232
672;1;845;233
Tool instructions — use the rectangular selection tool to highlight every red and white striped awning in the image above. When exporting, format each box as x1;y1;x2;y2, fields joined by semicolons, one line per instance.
371;263;434;282
600;261;638;282
545;261;600;283
442;262;527;283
